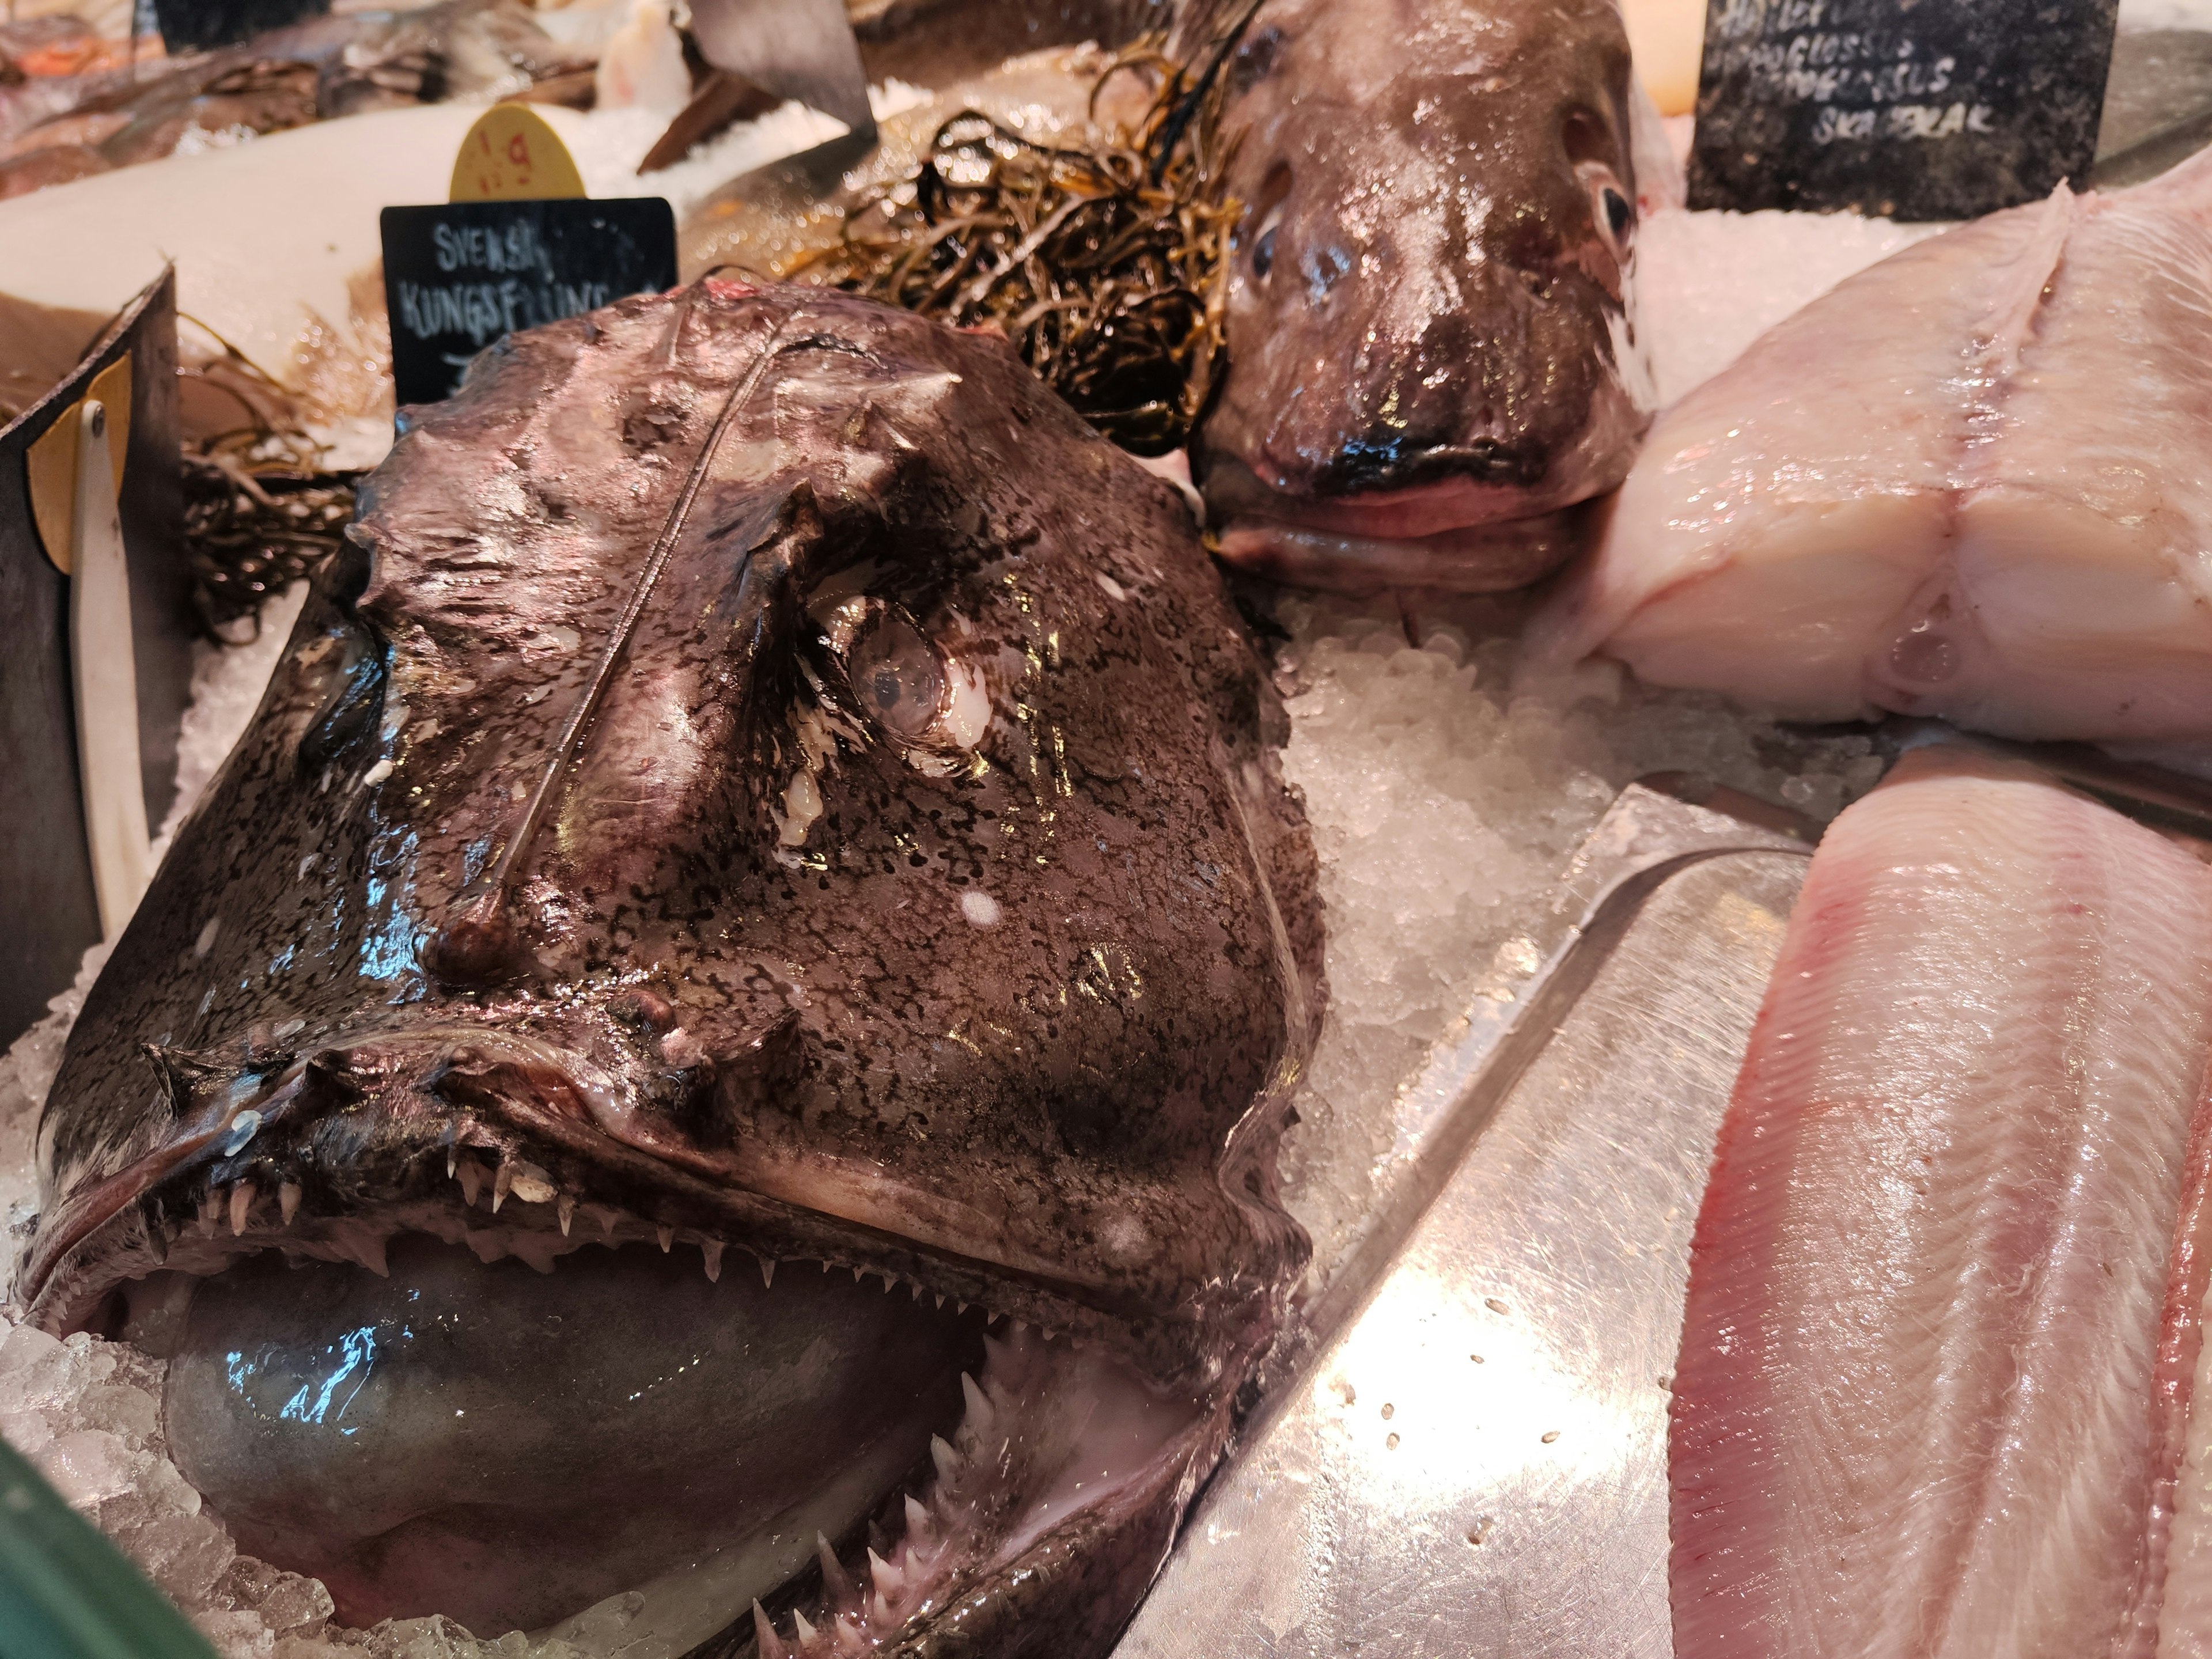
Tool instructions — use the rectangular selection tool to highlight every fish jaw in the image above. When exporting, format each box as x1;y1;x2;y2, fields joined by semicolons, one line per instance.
39;1036;1248;1647
1188;0;1652;590
1671;747;2212;1657
26;282;1323;1652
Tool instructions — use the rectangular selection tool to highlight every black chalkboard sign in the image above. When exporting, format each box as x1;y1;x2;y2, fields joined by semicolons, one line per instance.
153;0;331;51
380;198;678;408
1688;0;2122;220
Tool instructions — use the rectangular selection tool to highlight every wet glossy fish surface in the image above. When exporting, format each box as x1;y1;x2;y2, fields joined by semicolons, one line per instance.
23;282;1323;1656
1188;0;1656;592
1673;747;2212;1657
1533;151;2212;744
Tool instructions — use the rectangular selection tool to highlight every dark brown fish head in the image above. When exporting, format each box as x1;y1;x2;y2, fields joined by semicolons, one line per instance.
24;283;1323;1656
1188;0;1656;593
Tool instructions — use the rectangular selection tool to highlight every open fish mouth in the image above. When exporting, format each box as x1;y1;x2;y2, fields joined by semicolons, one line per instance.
28;1031;1222;1651
25;281;1322;1656
1198;453;1596;594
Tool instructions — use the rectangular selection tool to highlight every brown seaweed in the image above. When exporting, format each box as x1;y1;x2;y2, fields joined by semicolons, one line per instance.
794;40;1239;455
175;329;356;641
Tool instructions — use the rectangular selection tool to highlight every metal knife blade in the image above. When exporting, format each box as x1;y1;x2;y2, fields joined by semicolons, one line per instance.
687;0;874;136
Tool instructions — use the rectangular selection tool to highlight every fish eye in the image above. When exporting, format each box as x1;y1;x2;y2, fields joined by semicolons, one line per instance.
1577;162;1635;257
842;607;948;742
1603;187;1633;241
1241;162;1292;284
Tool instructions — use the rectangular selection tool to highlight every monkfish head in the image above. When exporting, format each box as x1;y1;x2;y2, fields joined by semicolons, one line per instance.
23;283;1323;1657
1188;0;1654;592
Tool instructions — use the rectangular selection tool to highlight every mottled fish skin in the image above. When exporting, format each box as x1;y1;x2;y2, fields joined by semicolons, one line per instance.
1188;0;1654;593
24;282;1322;1650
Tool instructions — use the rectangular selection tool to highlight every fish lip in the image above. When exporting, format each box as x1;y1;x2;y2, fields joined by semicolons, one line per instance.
1309;437;1551;499
1196;451;1565;541
18;1027;1173;1357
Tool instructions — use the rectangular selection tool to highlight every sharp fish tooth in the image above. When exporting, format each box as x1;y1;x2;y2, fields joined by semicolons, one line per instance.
904;1494;933;1539
657;1223;674;1252
228;1183;252;1236
910;1281;922;1300
760;1257;777;1289
446;1146;457;1179
338;1229;389;1277
882;1273;895;1294
816;1532;859;1615
457;1160;483;1207
791;1609;817;1644
600;1207;618;1241
867;1547;903;1597
491;1160;513;1213
702;1240;724;1282
752;1601;790;1659
961;1372;993;1432
836;1613;869;1654
279;1181;302;1225
930;1434;961;1484
935;1293;945;1309
853;1264;865;1282
869;1591;892;1627
556;1194;575;1236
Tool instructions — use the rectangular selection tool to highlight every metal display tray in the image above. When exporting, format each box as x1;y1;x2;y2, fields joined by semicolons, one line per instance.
1113;729;2212;1658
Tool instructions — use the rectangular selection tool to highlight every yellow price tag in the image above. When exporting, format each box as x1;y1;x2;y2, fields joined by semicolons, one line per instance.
26;354;130;576
450;105;587;203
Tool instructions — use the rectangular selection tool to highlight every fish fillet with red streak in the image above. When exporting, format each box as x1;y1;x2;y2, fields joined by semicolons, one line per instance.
1671;745;2212;1658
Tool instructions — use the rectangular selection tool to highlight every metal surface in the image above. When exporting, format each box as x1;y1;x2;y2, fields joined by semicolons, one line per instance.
688;0;874;135
68;400;150;940
1115;781;1812;1658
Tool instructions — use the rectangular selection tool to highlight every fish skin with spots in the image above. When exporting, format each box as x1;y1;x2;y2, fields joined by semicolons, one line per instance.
21;282;1324;1654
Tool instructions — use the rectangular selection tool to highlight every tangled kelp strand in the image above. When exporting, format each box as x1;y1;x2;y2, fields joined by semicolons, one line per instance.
176;324;356;641
800;39;1243;455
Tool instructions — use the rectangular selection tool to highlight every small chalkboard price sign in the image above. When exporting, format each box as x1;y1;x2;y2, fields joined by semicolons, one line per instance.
380;198;678;407
1688;0;2122;220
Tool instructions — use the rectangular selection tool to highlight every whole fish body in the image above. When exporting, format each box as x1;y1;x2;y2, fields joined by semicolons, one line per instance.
21;281;1324;1656
1673;745;2212;1656
1531;149;2212;746
684;0;1664;595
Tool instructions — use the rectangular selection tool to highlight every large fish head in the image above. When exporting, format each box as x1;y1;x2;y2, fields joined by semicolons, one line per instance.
23;283;1323;1656
1189;0;1655;592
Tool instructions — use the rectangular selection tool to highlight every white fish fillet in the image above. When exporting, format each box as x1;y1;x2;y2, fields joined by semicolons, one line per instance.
1531;154;2212;744
1671;745;2212;1657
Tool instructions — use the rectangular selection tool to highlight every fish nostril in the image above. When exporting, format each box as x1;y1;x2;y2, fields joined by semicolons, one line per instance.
1253;226;1277;280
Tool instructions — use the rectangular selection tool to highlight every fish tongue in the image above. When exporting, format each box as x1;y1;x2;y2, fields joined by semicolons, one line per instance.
1671;747;2212;1658
160;1233;979;1636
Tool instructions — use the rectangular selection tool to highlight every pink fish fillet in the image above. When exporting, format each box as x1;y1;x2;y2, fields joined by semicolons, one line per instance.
1527;151;2212;744
1670;745;2212;1658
